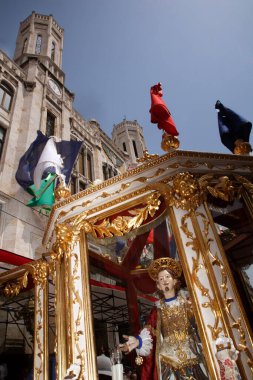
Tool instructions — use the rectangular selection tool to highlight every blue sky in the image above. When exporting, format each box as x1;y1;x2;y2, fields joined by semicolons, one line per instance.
1;0;253;155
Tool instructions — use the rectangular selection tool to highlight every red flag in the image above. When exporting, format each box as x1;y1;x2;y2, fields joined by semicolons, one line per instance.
150;83;179;136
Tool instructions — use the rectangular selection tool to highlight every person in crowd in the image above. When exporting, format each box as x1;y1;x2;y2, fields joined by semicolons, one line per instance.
97;346;112;379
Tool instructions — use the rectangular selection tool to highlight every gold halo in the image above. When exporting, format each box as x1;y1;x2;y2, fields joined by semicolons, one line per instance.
148;257;182;281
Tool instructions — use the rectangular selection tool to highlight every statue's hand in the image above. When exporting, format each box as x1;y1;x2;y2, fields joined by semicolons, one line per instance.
119;335;139;353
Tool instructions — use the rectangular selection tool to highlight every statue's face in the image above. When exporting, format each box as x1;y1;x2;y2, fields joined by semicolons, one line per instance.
157;269;177;294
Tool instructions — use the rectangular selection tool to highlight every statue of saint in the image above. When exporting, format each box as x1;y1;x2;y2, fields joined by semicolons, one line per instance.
120;257;209;379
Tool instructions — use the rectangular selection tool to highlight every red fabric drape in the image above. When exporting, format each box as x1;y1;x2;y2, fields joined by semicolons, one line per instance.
150;83;179;136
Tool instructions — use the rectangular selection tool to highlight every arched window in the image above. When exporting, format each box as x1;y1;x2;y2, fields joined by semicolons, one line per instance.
0;126;6;160
108;166;112;178
78;149;85;176
132;140;139;158
87;153;93;181
23;38;28;53
0;81;14;112
102;164;107;180
35;35;42;54
51;41;56;61
71;176;77;195
46;111;55;137
123;142;127;152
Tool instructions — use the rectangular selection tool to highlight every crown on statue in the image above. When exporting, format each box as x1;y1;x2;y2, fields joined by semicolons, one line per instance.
148;257;182;281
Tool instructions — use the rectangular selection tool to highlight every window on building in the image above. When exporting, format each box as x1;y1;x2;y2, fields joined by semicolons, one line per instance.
79;181;86;192
35;35;42;54
71;176;77;195
87;153;93;181
103;164;107;181
0;82;14;112
46;111;55;137
23;38;28;53
132;140;138;158
51;41;56;61
0;126;6;160
123;142;127;152
78;149;85;176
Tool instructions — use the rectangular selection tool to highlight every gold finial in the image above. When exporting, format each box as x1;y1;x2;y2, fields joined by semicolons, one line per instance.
136;149;159;163
161;133;180;152
54;182;71;201
233;139;252;155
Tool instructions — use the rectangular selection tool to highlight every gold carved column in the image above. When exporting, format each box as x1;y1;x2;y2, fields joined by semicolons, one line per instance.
1;260;49;380
149;172;253;379
31;261;49;380
49;218;98;380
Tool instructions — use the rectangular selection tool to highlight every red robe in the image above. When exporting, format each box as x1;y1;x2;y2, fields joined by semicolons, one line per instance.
140;307;159;380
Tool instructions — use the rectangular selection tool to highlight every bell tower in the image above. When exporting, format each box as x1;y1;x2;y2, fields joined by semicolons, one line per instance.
112;119;147;164
13;11;64;69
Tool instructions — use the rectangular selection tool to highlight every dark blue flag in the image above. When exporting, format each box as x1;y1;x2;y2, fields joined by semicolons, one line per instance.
15;131;49;190
55;140;82;185
215;100;252;153
15;131;82;210
16;131;82;191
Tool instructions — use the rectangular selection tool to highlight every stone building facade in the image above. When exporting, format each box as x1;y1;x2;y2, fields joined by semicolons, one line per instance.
0;12;146;260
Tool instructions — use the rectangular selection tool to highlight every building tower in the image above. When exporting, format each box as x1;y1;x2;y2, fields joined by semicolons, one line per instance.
14;11;64;69
112;119;147;164
0;12;136;260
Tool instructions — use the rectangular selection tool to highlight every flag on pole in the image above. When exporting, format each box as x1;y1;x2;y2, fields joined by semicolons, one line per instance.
215;100;252;153
33;137;63;190
15;131;82;209
15;131;49;190
55;140;83;185
150;82;179;136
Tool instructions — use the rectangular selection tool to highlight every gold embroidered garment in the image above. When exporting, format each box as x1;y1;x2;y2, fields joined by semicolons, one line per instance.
159;296;199;371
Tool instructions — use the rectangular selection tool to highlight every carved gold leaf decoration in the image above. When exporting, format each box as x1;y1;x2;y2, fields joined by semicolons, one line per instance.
234;175;253;195
176;160;199;168
68;251;85;375
136;177;149;183
203;207;253;373
172;173;203;211
34;286;44;380
154;168;166;176
148;183;173;206
136;149;159;162
89;218;126;238
100;192;111;198
111;216;130;235
121;183;130;190
54;161;167;224
3;272;29;297
181;210;223;341
25;260;49;288
206;176;242;202
198;174;214;192
149;172;204;212
84;192;161;238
